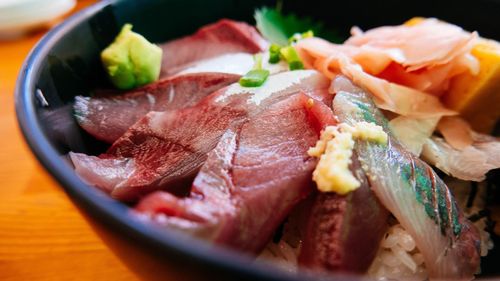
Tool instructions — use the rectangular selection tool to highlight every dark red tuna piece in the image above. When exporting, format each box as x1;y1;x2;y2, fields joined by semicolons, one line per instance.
135;93;337;253
298;153;389;273
74;73;239;143
160;19;268;77
71;92;247;201
70;71;330;201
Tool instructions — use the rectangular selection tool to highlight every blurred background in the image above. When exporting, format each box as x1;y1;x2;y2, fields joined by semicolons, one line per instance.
0;0;139;280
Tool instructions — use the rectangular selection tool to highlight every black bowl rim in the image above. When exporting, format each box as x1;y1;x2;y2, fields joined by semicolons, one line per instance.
13;1;314;280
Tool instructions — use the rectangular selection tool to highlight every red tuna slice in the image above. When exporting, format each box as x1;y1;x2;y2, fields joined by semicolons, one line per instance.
70;70;331;201
160;19;268;77
69;154;135;193
74;72;239;143
134;93;337;253
298;152;389;273
71;95;247;201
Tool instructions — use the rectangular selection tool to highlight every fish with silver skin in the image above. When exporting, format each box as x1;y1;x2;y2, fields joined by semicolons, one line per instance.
331;75;481;280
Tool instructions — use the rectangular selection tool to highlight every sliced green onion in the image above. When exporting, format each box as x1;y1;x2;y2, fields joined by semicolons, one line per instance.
239;69;270;87
268;44;282;64
288;33;302;45
280;45;304;70
288;30;315;44
301;30;314;39
253;53;263;70
288;60;304;70
239;54;270;87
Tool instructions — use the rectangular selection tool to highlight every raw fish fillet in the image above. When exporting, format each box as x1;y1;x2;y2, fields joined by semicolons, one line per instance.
299;152;389;272
135;93;336;253
160;19;268;77
71;71;330;201
332;76;480;280
74;73;239;143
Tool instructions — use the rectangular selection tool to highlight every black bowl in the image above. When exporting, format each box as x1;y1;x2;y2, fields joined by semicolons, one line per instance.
15;0;500;280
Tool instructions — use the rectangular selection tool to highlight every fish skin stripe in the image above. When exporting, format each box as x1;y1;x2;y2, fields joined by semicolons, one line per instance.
348;93;464;237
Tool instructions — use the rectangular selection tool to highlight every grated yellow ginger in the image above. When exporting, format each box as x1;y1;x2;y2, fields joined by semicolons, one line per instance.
341;122;388;144
309;122;387;194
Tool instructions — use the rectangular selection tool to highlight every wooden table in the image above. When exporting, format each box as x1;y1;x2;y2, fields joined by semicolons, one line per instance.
0;1;139;280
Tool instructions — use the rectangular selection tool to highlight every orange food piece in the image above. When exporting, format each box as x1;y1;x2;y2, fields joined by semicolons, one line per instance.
404;17;425;26
406;17;500;133
442;39;500;133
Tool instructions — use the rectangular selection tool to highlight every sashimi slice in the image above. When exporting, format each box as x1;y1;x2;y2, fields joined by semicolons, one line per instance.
160;19;268;77
389;115;440;156
422;134;500;182
74;72;239;143
175;53;254;76
134;93;336;253
332;76;480;280
298;152;389;272
69;153;135;193
176;52;288;77
70;70;330;201
437;116;474;150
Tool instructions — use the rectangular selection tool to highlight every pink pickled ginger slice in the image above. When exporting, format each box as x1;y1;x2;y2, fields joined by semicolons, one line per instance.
296;37;456;117
345;18;478;72
297;18;479;104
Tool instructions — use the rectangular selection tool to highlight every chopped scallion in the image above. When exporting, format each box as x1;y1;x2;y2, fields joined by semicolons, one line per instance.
301;30;314;39
239;69;270;87
280;46;304;70
288;33;302;45
239;54;270;87
288;30;315;44
253;53;263;70
269;44;282;64
288;60;304;70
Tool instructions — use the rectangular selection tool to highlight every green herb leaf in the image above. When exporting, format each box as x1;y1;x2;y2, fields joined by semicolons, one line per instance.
254;7;343;46
255;7;289;46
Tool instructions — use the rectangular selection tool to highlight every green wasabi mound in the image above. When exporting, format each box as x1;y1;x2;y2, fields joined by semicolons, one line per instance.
101;24;162;90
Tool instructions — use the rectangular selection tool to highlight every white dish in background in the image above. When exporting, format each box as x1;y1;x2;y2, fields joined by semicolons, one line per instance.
0;0;76;39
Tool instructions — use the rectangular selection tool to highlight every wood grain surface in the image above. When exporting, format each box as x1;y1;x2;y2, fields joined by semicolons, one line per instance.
0;1;139;280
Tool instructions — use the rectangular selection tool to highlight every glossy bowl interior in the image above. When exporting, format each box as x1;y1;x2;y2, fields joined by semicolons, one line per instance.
15;0;500;280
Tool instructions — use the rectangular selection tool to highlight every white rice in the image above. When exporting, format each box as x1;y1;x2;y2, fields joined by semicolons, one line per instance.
256;213;302;273
367;223;428;281
256;238;300;274
256;177;493;280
